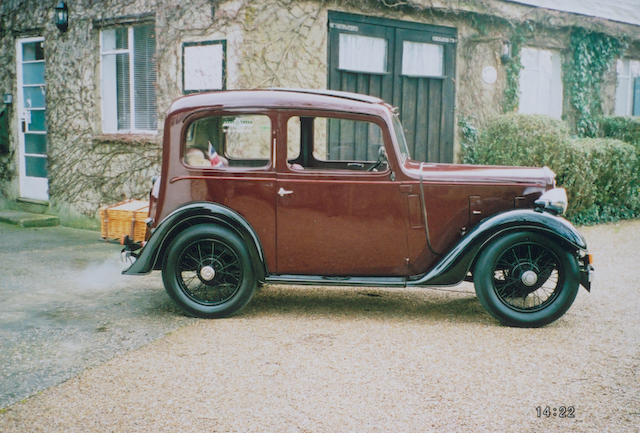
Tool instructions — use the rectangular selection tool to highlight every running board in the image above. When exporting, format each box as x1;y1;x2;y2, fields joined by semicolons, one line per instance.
265;274;406;287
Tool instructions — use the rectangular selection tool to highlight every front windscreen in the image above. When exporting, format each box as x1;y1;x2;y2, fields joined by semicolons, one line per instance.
392;114;410;163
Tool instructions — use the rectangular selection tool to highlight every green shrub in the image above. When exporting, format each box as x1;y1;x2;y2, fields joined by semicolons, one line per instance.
462;113;640;223
570;137;639;212
600;116;640;146
463;113;570;167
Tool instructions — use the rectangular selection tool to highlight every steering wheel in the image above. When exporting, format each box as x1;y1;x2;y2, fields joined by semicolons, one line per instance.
367;146;388;172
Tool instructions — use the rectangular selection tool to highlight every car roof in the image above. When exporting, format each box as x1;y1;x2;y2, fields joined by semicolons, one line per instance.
167;88;393;117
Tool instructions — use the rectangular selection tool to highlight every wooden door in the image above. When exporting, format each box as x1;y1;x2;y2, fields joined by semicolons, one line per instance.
328;11;457;163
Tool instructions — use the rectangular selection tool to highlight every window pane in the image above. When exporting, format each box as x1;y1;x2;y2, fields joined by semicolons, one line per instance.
324;117;382;161
23;63;45;85
23;86;46;109
102;28;128;51
286;117;301;161
286;116;385;171
22;41;44;61
402;41;443;77
518;47;563;119
116;53;131;130
184;43;224;91
25;134;46;154
615;59;640;116
633;77;640;116
184;115;270;168
615;74;630;115
224;115;270;162
339;33;387;74
25;156;47;178
101;51;131;132
133;24;157;130
28;110;46;131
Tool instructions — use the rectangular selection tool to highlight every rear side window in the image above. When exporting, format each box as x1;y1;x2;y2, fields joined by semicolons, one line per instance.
184;114;271;168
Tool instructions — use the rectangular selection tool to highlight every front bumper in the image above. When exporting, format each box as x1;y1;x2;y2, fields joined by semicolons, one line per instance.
579;253;594;291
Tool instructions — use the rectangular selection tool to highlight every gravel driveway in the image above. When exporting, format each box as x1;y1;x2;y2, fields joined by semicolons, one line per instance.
1;220;639;432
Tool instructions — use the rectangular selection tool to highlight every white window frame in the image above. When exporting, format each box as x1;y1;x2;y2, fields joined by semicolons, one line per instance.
615;58;640;116
518;47;563;119
100;25;156;134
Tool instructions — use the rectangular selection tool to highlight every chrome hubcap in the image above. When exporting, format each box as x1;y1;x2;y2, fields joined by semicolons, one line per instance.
521;270;538;287
200;265;216;281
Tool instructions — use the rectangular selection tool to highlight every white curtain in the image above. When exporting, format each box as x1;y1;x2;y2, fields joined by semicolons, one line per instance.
402;41;443;77
518;47;563;119
339;33;387;74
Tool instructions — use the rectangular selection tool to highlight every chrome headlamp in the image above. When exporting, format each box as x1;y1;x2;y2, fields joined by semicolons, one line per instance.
535;188;568;215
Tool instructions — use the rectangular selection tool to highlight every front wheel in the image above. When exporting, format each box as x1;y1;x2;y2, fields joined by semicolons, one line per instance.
162;225;256;318
473;231;580;327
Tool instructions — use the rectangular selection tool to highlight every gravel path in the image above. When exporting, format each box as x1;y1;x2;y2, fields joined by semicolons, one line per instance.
1;220;639;432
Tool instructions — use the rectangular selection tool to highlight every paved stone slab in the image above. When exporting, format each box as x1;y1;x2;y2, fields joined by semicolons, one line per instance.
0;211;59;228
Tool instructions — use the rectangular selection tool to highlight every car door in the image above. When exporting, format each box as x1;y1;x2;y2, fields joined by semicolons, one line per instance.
275;113;409;276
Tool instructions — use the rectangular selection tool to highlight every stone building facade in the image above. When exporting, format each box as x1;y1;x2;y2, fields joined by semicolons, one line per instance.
0;0;638;215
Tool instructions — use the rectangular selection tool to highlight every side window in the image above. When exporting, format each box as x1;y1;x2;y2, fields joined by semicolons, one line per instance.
615;58;640;116
184;114;271;168
286;115;387;172
100;23;157;133
518;47;563;119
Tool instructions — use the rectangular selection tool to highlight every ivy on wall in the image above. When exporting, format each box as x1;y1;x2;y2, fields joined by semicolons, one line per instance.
502;26;527;113
566;28;626;137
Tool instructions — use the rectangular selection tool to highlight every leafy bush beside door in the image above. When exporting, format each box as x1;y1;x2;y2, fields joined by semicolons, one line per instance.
461;113;640;224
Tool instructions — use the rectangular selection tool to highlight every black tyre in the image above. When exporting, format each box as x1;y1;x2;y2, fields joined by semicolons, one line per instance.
473;231;580;327
162;225;256;318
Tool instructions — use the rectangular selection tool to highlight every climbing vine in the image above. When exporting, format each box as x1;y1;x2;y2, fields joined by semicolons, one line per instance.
566;28;626;137
502;22;534;113
458;116;479;164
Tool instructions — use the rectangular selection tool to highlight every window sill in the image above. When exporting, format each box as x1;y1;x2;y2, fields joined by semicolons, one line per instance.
92;133;160;146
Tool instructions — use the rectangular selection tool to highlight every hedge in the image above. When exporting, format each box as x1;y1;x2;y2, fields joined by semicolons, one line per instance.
600;116;640;146
461;113;640;223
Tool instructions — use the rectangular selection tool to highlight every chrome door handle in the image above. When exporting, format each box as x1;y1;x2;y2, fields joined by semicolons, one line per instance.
278;187;293;197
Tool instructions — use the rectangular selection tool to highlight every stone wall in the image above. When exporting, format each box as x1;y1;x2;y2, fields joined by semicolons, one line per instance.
0;0;637;215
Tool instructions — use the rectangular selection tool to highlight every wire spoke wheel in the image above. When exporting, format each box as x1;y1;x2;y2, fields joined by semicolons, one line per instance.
176;238;243;305
492;241;561;312
162;225;257;318
473;231;580;327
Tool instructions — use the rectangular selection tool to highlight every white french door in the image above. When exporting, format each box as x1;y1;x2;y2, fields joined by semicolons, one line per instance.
17;36;48;201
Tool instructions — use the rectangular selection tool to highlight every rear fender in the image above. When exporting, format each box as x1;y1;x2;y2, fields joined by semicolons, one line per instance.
408;209;588;286
122;202;267;281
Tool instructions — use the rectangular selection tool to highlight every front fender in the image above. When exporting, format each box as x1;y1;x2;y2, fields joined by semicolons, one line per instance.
408;209;588;286
122;202;266;281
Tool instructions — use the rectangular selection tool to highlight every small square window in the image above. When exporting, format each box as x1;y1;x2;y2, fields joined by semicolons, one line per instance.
338;33;387;74
401;41;443;77
183;41;226;93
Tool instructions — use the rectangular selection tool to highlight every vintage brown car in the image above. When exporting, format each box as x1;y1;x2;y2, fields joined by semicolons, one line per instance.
122;89;594;327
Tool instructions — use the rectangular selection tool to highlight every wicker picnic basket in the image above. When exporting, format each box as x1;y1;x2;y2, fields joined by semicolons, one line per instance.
99;199;149;243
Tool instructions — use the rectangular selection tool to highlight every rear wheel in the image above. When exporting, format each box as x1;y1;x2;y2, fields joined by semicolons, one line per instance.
162;225;256;318
473;231;580;327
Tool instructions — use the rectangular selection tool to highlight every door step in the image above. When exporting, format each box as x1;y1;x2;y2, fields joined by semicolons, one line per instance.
16;197;49;214
0;210;59;227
